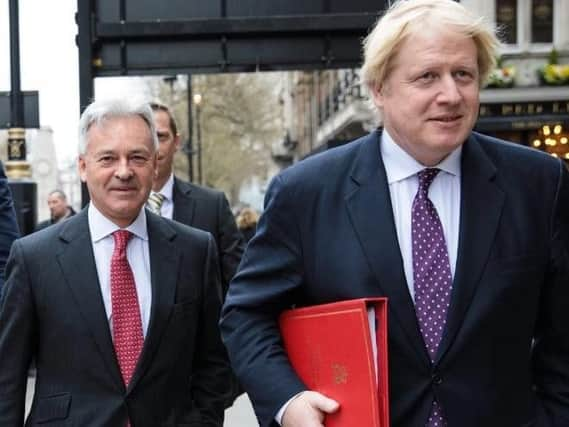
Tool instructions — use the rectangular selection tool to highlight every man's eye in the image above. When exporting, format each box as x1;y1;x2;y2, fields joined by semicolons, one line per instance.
98;156;114;163
455;70;475;81
131;156;148;164
418;72;436;82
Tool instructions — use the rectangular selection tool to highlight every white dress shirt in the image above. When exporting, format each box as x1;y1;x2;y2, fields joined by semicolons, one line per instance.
149;173;175;219
88;203;153;337
381;129;461;301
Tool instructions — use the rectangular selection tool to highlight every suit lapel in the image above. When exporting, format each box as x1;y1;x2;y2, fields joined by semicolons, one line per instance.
128;213;179;392
172;177;196;225
345;131;430;365
56;211;123;389
436;134;504;363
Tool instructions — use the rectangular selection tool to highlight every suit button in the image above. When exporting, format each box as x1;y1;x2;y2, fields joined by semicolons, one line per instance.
432;373;443;385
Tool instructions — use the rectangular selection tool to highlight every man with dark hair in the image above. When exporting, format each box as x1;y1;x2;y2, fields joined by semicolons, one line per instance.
35;189;76;232
148;101;244;295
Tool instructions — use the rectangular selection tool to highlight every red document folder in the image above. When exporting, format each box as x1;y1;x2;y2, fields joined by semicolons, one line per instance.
279;298;389;427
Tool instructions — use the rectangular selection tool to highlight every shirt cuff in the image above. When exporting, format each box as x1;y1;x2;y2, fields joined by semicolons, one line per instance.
275;391;305;425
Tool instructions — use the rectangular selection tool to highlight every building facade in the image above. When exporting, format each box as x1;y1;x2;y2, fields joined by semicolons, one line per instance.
279;0;569;163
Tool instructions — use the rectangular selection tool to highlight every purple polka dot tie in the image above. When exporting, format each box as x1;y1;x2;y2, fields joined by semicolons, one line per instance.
412;169;451;427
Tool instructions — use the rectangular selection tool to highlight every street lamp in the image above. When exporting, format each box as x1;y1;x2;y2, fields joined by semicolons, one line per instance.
193;93;203;185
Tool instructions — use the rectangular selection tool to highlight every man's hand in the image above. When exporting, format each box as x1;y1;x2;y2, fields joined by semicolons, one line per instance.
282;391;339;427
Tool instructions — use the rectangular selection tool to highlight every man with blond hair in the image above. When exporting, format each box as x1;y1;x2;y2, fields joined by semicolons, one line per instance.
221;1;569;426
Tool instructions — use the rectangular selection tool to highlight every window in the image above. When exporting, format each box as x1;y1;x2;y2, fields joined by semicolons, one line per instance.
495;0;554;46
496;0;517;44
531;0;553;43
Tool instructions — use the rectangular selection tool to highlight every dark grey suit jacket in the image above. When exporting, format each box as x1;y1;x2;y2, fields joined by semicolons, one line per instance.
221;130;569;427
172;178;244;293
0;209;231;426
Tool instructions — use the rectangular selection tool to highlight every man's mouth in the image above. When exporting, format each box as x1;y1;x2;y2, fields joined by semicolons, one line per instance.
431;115;462;122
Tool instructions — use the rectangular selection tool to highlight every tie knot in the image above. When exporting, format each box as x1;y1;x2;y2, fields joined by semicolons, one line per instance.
417;168;440;195
112;230;132;253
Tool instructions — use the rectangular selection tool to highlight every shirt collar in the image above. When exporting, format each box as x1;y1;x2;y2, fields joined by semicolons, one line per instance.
154;173;174;201
88;202;149;243
380;129;462;184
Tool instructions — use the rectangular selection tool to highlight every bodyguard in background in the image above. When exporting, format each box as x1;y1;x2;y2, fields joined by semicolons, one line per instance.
0;98;230;426
220;1;569;426
148;101;244;294
35;189;76;232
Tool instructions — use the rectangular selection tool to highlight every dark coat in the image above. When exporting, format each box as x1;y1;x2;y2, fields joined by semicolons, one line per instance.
35;207;77;232
0;209;231;426
172;178;244;294
0;162;19;288
221;130;569;427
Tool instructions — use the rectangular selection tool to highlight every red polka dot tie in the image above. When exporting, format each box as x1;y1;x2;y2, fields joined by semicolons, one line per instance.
110;230;144;388
412;168;451;427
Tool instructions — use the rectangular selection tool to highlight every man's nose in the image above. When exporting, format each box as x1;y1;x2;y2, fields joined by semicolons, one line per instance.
437;76;462;104
115;159;133;180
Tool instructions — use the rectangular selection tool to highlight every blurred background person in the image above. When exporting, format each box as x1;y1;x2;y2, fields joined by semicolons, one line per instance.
236;207;259;244
35;189;76;232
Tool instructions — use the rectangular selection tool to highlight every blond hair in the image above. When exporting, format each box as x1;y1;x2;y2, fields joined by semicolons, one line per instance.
237;207;259;229
361;0;499;96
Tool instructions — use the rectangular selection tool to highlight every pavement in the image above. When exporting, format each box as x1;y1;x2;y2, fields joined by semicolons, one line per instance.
25;375;259;426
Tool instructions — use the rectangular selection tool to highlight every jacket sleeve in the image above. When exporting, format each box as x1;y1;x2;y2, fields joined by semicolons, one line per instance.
0;240;36;425
533;161;569;426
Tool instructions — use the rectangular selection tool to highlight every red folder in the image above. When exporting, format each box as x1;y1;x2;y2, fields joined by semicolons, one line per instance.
279;298;389;427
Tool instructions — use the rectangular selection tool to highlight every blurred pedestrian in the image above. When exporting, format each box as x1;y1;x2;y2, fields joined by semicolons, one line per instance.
35;189;76;232
237;207;259;243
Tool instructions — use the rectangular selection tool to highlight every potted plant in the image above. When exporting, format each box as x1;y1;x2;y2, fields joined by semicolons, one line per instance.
486;56;516;88
539;48;569;85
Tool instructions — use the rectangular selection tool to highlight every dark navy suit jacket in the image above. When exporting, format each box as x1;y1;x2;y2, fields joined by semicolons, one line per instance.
0;161;19;288
221;130;569;427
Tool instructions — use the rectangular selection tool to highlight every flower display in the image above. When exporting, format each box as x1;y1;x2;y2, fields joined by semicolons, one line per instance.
539;64;569;85
486;66;516;88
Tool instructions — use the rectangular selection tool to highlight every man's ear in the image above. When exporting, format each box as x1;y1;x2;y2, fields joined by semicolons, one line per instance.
370;83;385;110
174;134;181;151
78;156;88;183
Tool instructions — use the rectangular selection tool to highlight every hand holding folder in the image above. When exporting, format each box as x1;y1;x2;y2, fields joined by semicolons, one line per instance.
279;298;389;427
